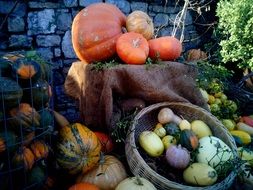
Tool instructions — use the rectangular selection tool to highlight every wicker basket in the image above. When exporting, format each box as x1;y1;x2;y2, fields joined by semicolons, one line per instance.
125;102;237;190
225;72;253;115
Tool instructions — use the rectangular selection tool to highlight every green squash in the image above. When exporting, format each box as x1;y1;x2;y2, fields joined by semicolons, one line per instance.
163;122;180;139
23;79;51;109
0;77;23;109
179;129;199;151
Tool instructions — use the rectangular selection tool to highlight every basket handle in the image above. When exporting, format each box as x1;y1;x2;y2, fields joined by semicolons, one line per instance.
237;72;253;88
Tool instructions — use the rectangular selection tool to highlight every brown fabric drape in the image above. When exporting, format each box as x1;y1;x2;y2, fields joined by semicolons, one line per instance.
64;61;208;131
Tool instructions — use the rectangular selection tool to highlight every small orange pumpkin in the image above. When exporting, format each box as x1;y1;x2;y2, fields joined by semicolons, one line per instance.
69;183;100;190
56;123;101;175
12;146;35;170
116;32;149;64
9;103;41;133
126;10;154;40
30;140;49;160
94;132;114;153
148;36;182;61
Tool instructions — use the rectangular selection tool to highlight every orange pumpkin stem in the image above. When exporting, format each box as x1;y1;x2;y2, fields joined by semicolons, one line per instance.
132;38;141;48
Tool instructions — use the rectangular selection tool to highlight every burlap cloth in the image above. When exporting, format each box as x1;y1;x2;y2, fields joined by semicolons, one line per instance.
64;61;208;131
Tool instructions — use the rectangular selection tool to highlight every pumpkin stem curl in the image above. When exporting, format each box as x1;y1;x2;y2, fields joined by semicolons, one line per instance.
135;176;144;186
132;38;140;48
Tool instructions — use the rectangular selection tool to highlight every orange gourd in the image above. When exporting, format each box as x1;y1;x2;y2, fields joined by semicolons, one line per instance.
56;123;101;175
30;140;49;160
69;183;100;190
72;3;126;63
148;36;182;61
12;146;35;170
116;32;149;64
126;11;154;40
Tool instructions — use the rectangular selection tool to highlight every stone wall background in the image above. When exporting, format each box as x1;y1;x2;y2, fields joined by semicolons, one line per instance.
0;0;216;122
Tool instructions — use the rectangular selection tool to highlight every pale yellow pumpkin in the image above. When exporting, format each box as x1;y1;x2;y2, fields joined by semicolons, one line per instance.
77;155;127;190
126;11;154;40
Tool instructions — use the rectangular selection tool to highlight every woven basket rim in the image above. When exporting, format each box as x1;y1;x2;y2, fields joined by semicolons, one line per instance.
125;102;238;190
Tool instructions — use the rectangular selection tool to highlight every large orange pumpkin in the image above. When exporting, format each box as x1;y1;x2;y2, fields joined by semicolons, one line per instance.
148;36;182;61
72;3;126;63
116;32;149;64
56;123;101;175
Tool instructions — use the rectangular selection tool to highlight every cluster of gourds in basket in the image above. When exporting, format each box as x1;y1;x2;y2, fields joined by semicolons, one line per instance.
138;107;234;186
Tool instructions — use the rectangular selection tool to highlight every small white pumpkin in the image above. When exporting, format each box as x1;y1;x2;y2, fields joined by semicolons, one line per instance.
115;177;157;190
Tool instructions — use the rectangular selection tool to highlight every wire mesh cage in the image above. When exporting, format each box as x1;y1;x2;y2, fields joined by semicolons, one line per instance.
0;52;54;190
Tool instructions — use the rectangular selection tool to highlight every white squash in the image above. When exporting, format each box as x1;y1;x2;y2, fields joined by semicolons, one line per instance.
183;163;218;186
196;136;234;171
115;177;157;190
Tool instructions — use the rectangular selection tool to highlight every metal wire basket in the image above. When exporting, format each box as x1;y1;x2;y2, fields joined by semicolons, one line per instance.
225;72;253;115
0;52;54;190
125;102;238;190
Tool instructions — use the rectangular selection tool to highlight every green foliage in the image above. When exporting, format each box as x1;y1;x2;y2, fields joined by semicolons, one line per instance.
91;59;119;71
216;0;253;70
195;60;233;91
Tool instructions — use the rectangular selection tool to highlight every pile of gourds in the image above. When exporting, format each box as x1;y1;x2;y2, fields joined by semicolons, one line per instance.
0;53;53;189
55;2;183;189
138;107;234;187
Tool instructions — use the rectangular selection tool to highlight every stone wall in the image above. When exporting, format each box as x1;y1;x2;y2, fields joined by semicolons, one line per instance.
0;0;215;122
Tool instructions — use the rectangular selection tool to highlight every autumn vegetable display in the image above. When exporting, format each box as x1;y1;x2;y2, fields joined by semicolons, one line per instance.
1;1;253;189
